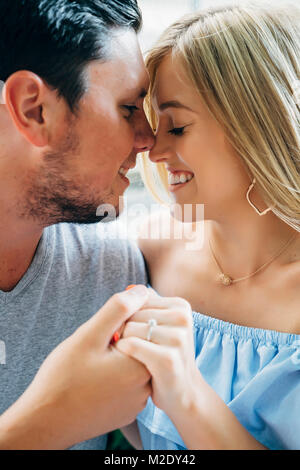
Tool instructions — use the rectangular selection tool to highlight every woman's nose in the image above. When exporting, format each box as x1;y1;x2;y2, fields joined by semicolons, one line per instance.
149;134;172;164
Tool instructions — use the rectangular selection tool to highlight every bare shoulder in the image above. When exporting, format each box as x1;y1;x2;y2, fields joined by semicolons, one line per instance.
276;250;300;334
137;209;205;259
289;261;300;287
288;264;300;334
136;209;174;260
136;210;206;287
282;237;300;289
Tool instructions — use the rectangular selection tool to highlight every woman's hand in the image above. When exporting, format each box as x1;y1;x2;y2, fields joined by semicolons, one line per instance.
115;289;201;418
115;289;267;450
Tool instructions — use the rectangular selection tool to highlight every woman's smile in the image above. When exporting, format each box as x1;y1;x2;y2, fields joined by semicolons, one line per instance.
167;170;194;192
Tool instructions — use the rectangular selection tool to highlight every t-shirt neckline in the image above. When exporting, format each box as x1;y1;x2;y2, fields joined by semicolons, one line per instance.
0;226;51;304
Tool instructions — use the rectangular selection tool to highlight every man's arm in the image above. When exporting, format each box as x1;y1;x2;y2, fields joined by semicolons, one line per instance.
0;388;73;450
0;286;151;450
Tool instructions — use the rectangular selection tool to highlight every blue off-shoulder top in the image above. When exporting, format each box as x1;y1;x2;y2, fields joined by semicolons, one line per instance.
137;310;300;450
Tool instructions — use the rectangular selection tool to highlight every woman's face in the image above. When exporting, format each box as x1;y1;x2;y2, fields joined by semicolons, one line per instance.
149;54;251;221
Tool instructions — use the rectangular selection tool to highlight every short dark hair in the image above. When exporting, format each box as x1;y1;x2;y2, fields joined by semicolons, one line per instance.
0;0;142;112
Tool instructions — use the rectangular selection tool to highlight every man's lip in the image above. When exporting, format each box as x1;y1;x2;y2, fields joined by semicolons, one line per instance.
119;172;130;185
119;165;136;172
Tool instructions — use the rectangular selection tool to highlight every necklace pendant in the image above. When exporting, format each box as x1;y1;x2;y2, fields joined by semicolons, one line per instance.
218;273;233;286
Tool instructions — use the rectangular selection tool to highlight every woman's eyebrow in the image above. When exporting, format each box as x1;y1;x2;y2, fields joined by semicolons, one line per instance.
158;100;195;112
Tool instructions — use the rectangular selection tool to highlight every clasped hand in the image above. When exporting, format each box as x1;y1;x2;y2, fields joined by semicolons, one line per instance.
115;288;200;418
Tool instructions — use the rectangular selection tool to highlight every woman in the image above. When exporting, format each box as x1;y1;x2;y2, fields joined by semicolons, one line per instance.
116;2;300;450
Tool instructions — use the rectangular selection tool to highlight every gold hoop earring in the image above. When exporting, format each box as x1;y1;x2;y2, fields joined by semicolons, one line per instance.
246;178;273;216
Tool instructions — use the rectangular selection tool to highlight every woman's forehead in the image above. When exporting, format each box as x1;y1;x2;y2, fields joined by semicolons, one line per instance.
151;55;200;111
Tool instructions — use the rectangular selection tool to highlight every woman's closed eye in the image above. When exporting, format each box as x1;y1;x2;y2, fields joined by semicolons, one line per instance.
168;126;185;136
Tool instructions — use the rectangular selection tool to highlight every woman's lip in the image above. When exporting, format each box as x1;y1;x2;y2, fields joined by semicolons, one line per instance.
168;179;192;192
167;169;194;176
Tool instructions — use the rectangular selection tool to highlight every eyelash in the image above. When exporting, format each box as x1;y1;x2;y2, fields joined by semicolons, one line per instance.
168;126;185;136
123;105;139;118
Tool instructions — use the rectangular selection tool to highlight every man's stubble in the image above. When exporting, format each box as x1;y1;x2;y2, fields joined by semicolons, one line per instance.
18;117;120;228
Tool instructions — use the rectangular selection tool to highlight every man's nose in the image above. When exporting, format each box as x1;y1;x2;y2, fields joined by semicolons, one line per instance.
133;111;156;153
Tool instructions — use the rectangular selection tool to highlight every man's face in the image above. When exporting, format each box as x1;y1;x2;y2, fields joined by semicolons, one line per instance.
22;29;154;226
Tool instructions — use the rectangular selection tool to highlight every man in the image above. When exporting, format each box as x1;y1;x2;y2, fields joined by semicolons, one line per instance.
0;0;155;449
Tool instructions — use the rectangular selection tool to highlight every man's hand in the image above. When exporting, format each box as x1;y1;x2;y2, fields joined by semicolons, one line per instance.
0;285;151;450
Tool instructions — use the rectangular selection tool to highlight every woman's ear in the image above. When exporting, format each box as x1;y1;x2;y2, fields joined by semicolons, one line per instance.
3;71;51;147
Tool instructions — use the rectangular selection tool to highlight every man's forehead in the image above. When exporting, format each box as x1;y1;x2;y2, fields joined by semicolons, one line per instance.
119;75;149;100
87;31;149;99
88;60;149;99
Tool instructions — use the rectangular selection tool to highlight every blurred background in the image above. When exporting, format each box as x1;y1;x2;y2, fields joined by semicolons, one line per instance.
107;0;298;450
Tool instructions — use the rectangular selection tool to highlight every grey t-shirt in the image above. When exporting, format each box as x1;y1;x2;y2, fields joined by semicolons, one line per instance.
0;222;148;449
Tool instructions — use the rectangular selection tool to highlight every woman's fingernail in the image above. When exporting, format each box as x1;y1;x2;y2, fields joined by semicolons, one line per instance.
110;331;120;345
126;285;148;296
126;285;136;291
113;332;120;343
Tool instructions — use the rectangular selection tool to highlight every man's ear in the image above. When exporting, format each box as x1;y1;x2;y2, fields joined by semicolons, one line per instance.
3;71;52;147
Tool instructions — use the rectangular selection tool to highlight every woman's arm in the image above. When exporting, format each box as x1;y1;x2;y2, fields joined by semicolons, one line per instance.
170;373;267;450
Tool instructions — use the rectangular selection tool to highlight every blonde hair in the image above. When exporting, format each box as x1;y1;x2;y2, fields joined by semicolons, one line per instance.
140;1;300;231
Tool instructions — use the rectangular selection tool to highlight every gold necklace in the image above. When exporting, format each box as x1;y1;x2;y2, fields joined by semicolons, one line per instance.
209;234;298;286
